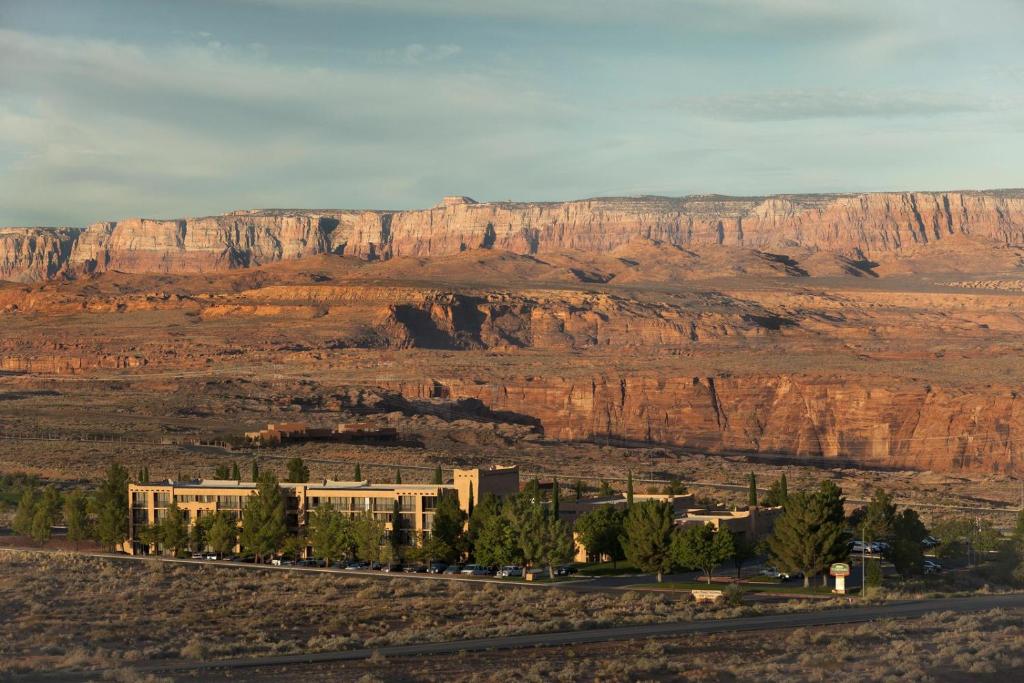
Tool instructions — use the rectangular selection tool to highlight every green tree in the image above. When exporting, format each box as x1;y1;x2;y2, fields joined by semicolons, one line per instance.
354;463;362;481
574;479;584;501
433;466;443;485
766;488;847;588
214;464;231;479
748;473;758;507
598;480;614;497
467;492;502;557
890;508;928;578
551;479;560;519
394;467;402;484
239;472;287;563
856;489;897;542
281;533;307;562
817;480;850;586
12;486;37;537
285;457;310;483
231;462;240;480
135;523;159;551
762;476;789;507
207;512;238;557
430;493;467;563
865;558;883;587
64;490;91;549
250;460;259;481
536;516;575;578
30;485;62;545
731;533;758;579
158;503;189;557
575;505;625;564
626;470;634;506
620;500;675;582
672;523;735;584
351;512;386;562
309;503;349;565
474;512;521;566
91;463;130;550
189;512;215;553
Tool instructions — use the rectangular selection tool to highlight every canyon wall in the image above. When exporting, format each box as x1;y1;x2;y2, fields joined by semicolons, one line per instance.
3;190;1024;281
393;374;1024;474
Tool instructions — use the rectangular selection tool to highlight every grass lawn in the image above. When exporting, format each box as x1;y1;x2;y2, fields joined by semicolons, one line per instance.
576;561;641;576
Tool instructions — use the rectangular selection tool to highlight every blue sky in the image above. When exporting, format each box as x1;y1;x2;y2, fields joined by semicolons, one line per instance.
1;0;1021;226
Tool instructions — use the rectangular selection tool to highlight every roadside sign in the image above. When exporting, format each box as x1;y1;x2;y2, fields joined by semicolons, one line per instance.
830;562;851;577
691;589;723;603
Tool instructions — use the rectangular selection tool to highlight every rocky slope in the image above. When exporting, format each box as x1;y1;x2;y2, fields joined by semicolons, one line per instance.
3;190;1024;281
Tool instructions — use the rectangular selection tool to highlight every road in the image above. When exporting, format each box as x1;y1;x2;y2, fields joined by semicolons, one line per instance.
26;592;1019;681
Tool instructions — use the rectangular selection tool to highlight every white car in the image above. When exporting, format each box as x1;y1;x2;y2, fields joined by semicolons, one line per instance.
496;565;523;578
460;564;492;576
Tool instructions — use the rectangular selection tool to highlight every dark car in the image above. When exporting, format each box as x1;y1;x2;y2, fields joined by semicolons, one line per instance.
554;565;578;577
403;564;428;573
382;563;403;573
369;561;384;571
427;562;448;574
442;564;463;575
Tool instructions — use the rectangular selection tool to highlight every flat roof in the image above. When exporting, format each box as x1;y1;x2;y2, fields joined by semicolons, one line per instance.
132;479;454;492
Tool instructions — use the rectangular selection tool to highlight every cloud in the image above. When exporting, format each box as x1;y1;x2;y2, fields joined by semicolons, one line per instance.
369;43;463;65
681;89;990;122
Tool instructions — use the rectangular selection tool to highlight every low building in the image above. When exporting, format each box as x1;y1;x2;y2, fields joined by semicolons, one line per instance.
124;465;518;556
244;421;397;446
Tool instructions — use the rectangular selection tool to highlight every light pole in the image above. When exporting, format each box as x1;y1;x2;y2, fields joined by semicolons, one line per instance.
861;526;866;596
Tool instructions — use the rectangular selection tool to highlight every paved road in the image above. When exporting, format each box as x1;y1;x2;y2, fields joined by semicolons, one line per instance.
79;592;1023;680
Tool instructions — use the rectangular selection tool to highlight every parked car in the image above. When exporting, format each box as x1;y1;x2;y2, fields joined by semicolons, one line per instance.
345;561;370;570
554;565;577;577
191;553;205;560
297;558;320;567
923;560;943;574
427;562;448;574
761;566;801;581
496;565;523;578
382;563;402;573
921;536;940;548
442;564;463;574
460;564;492;576
369;561;384;571
404;564;428;573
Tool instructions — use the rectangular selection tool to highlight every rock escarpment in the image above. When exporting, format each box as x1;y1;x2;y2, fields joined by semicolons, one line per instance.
3;190;1024;281
0;228;81;283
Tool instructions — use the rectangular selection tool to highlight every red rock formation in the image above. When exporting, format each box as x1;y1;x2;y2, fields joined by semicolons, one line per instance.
3;190;1024;282
0;228;80;283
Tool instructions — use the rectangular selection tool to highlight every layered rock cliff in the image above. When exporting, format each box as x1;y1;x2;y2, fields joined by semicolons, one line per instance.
0;228;81;283
3;190;1024;281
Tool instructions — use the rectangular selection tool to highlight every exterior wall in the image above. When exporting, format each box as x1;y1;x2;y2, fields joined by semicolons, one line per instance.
453;465;519;513
124;465;521;556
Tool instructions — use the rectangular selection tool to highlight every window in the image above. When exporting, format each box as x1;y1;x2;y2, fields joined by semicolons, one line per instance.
421;496;438;511
154;492;170;508
399;495;416;512
132;492;148;507
371;497;392;511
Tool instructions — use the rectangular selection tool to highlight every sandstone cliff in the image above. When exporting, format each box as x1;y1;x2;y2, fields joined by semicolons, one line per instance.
0;228;80;283
3;190;1024;281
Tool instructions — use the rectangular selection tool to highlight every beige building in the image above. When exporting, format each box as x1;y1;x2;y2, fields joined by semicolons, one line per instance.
124;465;518;556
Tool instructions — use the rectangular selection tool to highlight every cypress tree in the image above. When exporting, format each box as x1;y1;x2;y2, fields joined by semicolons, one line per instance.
231;462;240;480
433;466;443;485
250;460;259;481
354;463;362;481
626;470;634;506
780;473;788;501
395;467;402;484
748;472;758;507
574;479;583;501
552;478;560;519
142;466;149;484
467;485;475;518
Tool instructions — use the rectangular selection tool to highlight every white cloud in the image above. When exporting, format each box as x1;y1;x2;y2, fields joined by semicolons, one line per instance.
682;89;991;122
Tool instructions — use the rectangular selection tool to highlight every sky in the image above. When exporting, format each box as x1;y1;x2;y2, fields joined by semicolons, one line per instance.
1;0;1022;226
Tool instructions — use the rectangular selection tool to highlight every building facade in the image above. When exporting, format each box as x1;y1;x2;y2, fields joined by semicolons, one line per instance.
124;465;518;556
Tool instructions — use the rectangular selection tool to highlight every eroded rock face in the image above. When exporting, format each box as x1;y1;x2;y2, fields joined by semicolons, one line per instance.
392;374;1024;474
0;228;81;283
4;190;1024;281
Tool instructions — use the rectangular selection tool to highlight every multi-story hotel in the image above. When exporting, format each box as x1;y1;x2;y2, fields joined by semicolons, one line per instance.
124;465;519;555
